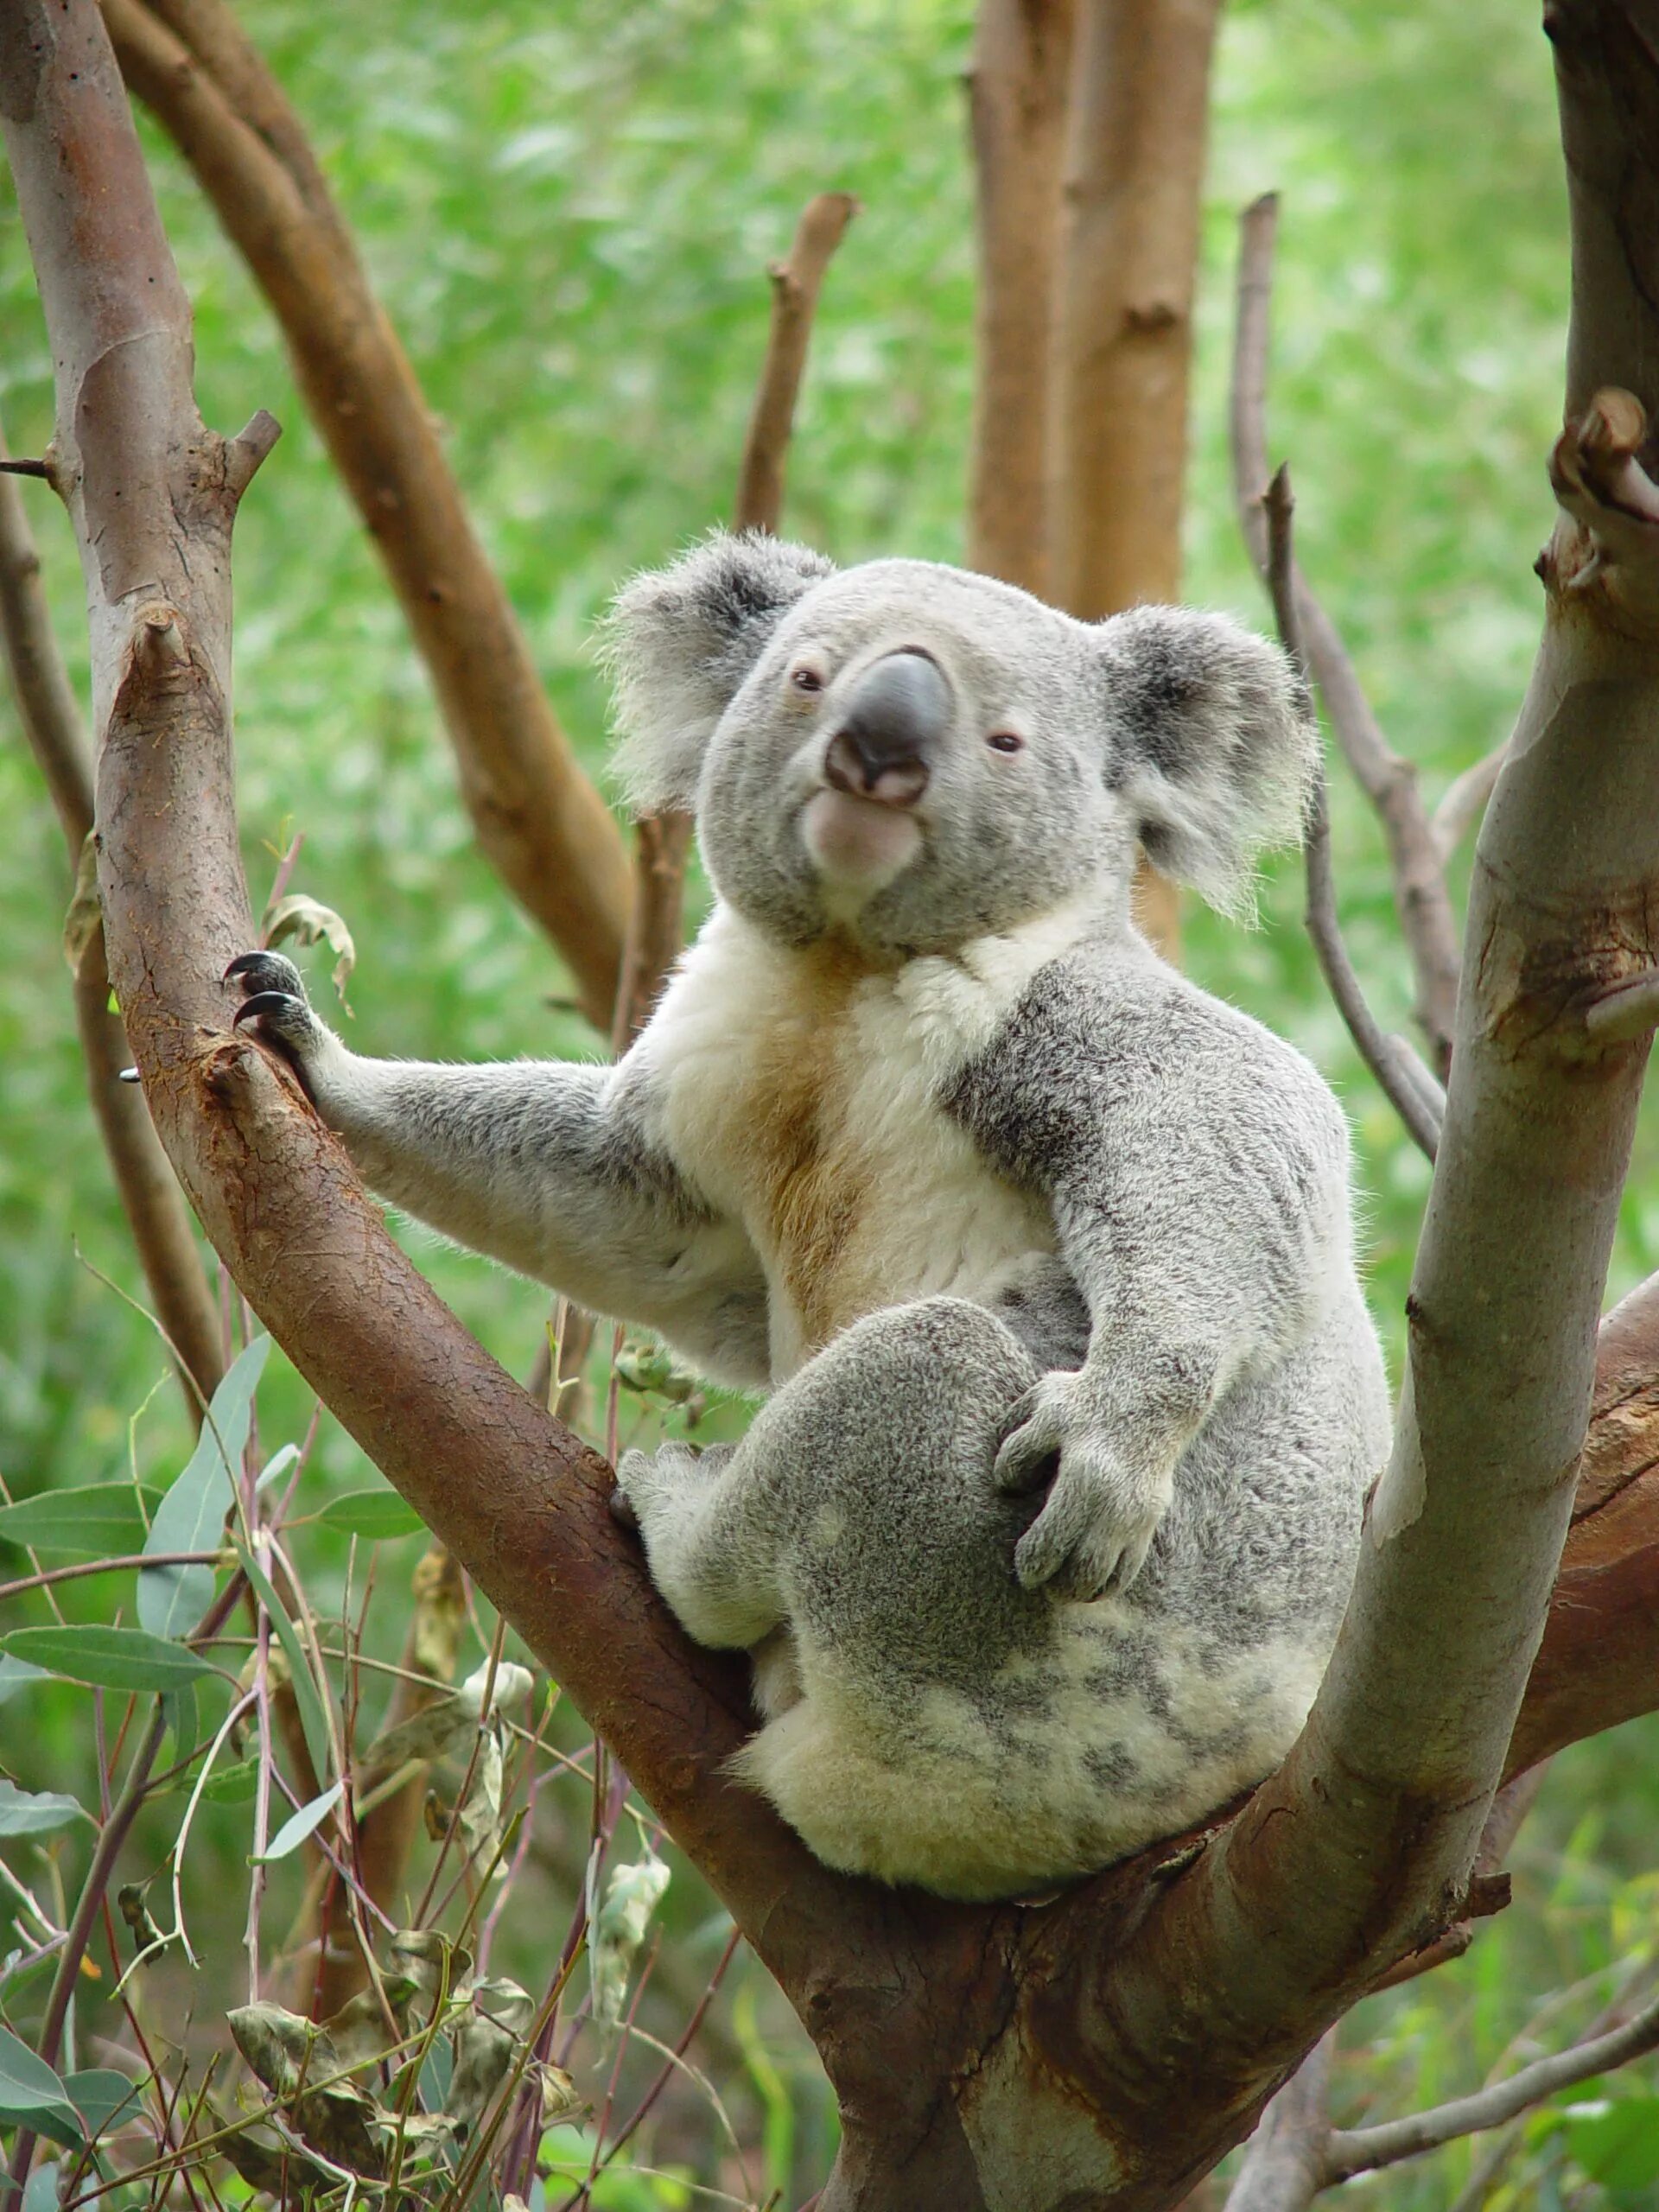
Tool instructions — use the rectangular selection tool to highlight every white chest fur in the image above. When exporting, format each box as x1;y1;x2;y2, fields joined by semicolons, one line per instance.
636;901;1093;1380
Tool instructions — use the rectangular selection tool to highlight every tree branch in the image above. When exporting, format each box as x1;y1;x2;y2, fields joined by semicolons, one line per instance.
0;416;223;1409
1232;192;1463;1077
734;191;857;537
1261;465;1445;1158
1325;1985;1659;2181
100;0;632;1030
1222;2035;1332;2212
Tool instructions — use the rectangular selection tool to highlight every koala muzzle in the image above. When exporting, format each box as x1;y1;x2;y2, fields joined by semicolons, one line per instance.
823;649;949;808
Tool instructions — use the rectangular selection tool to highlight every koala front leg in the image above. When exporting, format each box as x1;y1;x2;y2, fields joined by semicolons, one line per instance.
224;950;747;1339
613;1442;785;1651
994;1339;1216;1601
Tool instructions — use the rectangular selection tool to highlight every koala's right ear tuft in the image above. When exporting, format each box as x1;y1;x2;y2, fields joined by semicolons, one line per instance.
599;531;836;813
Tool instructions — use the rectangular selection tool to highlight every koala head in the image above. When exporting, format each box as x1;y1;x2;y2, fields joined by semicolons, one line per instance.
602;531;1314;958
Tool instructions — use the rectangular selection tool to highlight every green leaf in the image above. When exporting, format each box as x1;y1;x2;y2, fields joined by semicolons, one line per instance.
140;1337;270;1638
0;1484;159;1559
0;2027;74;2126
318;1488;427;1541
234;1538;332;1782
0;1657;48;1707
0;1781;91;1835
1563;2094;1659;2192
254;1780;344;1864
0;1625;216;1694
60;2069;143;2142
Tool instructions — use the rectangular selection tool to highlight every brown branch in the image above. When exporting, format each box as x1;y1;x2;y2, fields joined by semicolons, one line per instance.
100;0;632;1031
610;809;695;1054
734;192;858;537
965;0;1075;594
1262;466;1444;1159
1232;193;1463;1078
0;417;223;1410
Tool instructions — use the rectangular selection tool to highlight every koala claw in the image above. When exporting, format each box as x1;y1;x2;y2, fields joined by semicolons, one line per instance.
224;948;306;995
226;949;323;1093
996;1371;1169;1602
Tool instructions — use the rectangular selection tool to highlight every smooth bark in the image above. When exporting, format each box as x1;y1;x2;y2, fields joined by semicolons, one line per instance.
966;0;1075;593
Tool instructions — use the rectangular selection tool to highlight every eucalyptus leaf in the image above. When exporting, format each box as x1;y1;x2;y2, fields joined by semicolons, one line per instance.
0;1484;159;1559
0;1625;214;1694
0;1781;91;1836
234;1537;333;1783
254;1780;344;1863
0;1656;48;1707
318;1488;426;1541
140;1336;270;1637
0;2027;73;2125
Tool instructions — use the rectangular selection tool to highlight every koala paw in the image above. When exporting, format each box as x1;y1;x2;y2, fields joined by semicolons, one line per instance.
613;1441;720;1538
225;950;327;1092
993;1371;1172;1602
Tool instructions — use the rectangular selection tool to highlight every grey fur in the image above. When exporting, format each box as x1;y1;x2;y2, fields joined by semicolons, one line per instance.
228;532;1388;1901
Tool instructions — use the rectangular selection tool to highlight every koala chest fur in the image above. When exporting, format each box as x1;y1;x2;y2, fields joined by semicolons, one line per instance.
642;900;1090;1378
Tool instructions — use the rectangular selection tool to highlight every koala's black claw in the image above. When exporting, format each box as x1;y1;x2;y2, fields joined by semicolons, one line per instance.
224;948;307;997
608;1484;640;1535
232;989;306;1027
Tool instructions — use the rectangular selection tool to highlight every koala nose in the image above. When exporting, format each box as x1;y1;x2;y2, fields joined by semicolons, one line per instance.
823;649;949;807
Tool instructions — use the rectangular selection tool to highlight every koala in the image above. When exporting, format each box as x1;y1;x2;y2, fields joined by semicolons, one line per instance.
228;531;1390;1902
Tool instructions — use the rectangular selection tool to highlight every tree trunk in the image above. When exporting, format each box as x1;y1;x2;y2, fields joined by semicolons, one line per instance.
1046;0;1223;957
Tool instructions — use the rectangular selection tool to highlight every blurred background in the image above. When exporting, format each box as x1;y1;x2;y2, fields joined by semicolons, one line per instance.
4;1;1657;2205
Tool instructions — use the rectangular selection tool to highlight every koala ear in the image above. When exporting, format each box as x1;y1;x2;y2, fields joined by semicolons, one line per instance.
600;529;836;812
1096;605;1317;918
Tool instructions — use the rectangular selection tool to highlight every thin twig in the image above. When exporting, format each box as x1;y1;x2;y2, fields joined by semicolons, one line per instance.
734;192;858;535
1232;194;1462;1078
1325;1985;1659;2180
1262;469;1443;1160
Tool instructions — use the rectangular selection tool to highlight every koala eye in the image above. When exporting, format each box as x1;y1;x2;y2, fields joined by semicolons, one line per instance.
790;664;824;696
987;730;1025;755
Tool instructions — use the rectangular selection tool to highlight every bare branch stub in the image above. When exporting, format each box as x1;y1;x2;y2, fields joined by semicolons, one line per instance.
734;190;858;537
104;0;632;1030
1232;193;1463;1078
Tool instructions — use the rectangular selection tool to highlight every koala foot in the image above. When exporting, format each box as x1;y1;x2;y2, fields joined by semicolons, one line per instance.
613;1440;723;1534
225;949;327;1093
994;1370;1172;1602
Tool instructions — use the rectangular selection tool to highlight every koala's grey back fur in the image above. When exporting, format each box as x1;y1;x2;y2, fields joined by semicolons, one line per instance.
229;530;1390;1901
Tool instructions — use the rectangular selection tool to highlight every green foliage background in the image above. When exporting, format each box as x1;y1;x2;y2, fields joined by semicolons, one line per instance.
4;0;1659;2202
